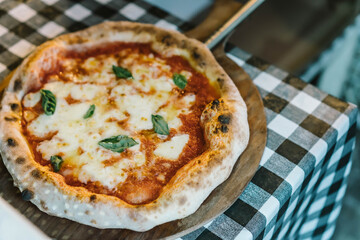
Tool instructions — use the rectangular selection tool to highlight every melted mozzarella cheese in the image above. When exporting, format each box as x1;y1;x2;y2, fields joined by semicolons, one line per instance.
157;94;195;129
23;92;41;108
154;135;189;160
24;51;193;189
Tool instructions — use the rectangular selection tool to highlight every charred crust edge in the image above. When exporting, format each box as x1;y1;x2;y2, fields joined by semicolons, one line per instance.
220;125;229;133
7;138;16;147
4;117;18;122
40;200;48;211
211;99;220;109
31;169;41;179
161;34;172;46
192;50;200;60
13;79;22;92
15;157;25;164
218;114;231;124
90;195;96;202
21;189;33;201
217;77;224;87
10;103;19;111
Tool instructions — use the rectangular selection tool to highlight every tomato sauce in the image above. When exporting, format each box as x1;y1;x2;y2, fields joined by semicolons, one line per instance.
22;42;220;204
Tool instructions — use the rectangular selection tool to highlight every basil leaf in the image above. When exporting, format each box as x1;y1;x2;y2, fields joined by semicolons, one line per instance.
98;135;138;153
83;104;95;119
151;114;169;135
40;89;56;115
172;73;187;89
50;155;63;172
112;65;133;79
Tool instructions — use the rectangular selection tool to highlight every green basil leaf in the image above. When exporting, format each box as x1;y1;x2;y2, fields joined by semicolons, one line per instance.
172;73;187;89
98;135;138;153
83;104;95;119
112;65;133;79
151;114;169;135
50;155;63;172
40;89;56;115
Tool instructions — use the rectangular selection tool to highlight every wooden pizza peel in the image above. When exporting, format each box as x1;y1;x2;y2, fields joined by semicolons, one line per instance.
0;0;266;239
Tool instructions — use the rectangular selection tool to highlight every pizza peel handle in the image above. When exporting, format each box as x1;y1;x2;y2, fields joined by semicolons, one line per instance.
186;0;264;48
185;0;243;43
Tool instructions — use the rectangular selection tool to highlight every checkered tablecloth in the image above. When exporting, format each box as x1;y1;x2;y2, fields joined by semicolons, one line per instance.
0;1;357;240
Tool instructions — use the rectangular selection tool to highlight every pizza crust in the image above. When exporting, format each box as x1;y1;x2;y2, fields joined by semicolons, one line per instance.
0;21;249;231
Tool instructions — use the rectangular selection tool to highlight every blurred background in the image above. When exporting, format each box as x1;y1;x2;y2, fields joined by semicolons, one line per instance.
145;0;360;239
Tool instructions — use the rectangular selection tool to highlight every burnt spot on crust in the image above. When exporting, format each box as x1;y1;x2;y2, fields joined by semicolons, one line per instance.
161;34;172;46
218;114;231;124
7;138;16;147
192;50;200;60
178;196;187;206
220;125;229;133
65;35;87;45
10;103;19;111
0;89;4;101
217;78;224;86
40;200;48;211
4;116;18;122
187;180;201;189
21;189;33;201
31;169;41;179
13;79;22;92
15;157;25;164
90;195;96;202
211;99;220;110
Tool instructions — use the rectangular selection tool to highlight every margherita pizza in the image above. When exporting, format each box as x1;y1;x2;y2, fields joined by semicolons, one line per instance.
0;21;249;231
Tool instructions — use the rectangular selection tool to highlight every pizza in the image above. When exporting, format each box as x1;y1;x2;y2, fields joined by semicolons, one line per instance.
0;21;249;231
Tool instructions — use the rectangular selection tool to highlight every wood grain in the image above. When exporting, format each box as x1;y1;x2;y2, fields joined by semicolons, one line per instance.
185;0;243;42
